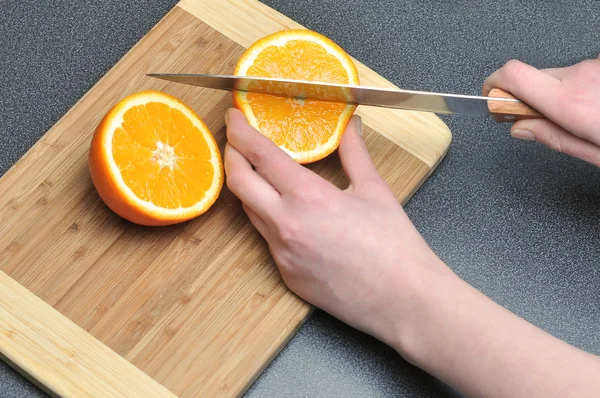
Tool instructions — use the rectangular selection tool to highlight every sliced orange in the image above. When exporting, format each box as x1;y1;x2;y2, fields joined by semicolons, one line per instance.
89;90;223;226
233;29;360;164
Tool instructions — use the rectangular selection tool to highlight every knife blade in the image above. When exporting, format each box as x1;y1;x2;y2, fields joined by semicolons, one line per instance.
147;73;544;122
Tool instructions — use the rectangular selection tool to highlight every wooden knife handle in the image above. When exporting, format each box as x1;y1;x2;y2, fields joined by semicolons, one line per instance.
487;88;546;122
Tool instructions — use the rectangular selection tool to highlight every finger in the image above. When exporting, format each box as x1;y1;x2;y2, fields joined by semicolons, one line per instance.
338;116;384;193
225;108;314;193
511;119;600;167
224;143;281;217
482;60;561;117
242;203;270;239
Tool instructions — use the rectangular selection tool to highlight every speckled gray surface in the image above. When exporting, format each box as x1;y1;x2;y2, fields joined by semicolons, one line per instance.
1;0;599;397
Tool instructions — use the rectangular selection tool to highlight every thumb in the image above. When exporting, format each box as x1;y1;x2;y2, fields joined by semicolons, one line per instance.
511;119;600;167
338;116;386;193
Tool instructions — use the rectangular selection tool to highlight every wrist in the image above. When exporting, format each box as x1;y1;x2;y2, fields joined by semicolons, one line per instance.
383;259;463;364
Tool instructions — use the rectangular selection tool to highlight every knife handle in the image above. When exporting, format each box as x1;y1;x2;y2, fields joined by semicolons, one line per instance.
487;88;546;123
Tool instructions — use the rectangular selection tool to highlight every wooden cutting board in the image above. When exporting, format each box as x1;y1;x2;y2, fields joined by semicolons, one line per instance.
0;1;451;396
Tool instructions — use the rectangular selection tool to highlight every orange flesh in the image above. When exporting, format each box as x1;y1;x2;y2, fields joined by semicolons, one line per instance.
112;102;215;209
244;40;352;152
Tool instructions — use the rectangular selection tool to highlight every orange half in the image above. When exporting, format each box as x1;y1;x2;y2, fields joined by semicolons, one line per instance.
89;90;223;226
233;30;360;164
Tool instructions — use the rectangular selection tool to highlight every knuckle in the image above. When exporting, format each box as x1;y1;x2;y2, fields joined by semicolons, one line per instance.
353;142;372;162
503;59;527;83
247;147;269;168
294;185;326;205
276;217;301;244
225;173;244;193
537;129;564;153
548;134;565;153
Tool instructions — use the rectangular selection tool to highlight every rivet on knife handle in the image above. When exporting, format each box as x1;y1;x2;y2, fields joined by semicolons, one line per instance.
487;88;545;122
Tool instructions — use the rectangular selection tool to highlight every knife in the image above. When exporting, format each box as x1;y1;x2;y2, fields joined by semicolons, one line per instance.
147;73;544;122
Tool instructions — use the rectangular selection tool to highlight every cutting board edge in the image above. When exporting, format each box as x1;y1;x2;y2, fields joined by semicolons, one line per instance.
0;271;176;398
238;306;316;396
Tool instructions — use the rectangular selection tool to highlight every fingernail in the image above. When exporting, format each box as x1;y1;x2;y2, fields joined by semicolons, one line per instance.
224;109;232;126
511;129;535;141
354;115;363;137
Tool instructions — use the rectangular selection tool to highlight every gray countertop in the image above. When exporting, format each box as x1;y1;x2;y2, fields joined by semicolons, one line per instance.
1;1;599;397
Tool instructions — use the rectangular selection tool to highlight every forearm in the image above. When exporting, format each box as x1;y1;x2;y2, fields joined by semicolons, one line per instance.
391;266;600;397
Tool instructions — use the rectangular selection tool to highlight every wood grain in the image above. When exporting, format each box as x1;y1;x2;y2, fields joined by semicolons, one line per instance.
0;271;176;398
0;2;451;397
488;88;545;122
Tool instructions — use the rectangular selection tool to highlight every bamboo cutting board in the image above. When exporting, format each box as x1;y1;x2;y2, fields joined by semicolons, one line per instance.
0;1;451;397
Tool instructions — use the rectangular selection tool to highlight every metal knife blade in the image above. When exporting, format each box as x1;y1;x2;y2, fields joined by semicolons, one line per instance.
147;73;520;118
